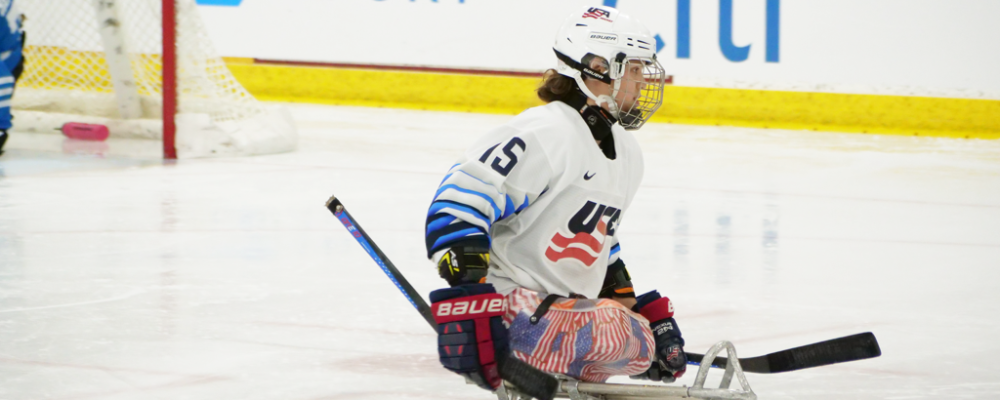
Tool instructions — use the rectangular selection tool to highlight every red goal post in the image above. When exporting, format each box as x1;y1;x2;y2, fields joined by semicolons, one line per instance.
163;0;177;159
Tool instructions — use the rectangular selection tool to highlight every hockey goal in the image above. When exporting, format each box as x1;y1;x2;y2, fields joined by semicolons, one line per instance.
11;0;297;158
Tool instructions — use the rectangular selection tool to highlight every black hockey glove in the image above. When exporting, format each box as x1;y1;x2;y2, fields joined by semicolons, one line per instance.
436;245;490;287
430;283;509;391
598;260;636;299
631;290;687;383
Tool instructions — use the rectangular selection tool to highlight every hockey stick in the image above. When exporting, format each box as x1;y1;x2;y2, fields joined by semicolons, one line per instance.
326;195;559;400
325;195;878;389
686;331;881;374
326;195;436;327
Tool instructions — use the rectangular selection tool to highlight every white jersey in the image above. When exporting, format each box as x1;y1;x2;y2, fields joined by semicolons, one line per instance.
425;101;644;299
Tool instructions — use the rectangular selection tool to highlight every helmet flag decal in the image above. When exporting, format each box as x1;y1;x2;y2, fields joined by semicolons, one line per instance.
583;7;614;22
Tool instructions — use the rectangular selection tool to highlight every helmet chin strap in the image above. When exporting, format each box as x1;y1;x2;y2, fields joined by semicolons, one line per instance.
572;74;621;119
560;80;617;158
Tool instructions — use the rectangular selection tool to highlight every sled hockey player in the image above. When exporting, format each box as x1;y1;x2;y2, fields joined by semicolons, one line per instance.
425;5;686;392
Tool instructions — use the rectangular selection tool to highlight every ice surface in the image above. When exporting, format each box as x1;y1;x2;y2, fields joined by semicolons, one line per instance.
1;104;999;399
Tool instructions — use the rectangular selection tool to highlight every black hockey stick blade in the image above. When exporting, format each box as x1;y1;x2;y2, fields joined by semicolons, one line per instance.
325;195;436;327
498;356;558;400
686;332;882;373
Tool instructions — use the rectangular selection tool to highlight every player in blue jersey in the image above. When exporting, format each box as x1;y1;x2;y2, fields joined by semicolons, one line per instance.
0;0;24;156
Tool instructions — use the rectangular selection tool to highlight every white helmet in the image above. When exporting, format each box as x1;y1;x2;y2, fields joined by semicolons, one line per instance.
553;5;666;130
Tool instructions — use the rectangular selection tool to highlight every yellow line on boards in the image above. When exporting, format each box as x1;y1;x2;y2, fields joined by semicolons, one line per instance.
658;87;1000;139
230;61;999;140
227;62;544;115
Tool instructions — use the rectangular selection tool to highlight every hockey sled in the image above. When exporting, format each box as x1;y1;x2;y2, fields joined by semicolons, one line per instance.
497;341;756;400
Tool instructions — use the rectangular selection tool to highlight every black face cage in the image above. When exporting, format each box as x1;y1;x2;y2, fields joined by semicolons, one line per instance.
615;59;666;130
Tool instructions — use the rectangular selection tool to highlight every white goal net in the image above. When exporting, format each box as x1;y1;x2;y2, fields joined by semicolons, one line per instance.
11;0;297;158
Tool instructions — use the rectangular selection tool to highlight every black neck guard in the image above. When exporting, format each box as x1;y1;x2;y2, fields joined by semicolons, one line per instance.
559;91;618;159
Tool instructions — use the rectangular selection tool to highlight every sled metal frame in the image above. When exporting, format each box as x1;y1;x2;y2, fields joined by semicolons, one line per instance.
497;341;756;400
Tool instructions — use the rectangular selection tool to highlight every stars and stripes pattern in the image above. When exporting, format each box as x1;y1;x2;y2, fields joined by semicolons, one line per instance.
503;288;653;382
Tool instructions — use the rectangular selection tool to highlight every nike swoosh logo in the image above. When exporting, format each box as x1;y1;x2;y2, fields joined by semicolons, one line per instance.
584;171;596;180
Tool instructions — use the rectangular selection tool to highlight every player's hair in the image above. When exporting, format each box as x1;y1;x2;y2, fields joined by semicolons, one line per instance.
537;69;579;103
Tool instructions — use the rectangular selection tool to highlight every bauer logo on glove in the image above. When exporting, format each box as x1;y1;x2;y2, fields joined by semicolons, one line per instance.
430;284;510;391
433;295;506;320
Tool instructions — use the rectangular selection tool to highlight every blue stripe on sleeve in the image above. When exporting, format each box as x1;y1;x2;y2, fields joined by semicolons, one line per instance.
426;214;457;235
432;227;487;250
516;194;530;213
433;184;501;221
502;195;515;219
436;164;461;185
428;201;492;229
439;173;453;186
610;243;621;257
425;220;490;257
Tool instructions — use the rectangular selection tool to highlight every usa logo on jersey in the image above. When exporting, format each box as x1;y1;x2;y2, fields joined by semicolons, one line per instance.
545;201;621;266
